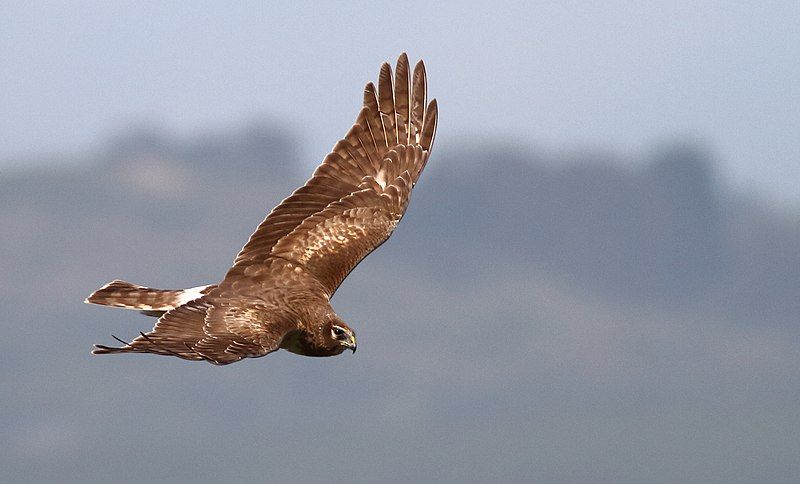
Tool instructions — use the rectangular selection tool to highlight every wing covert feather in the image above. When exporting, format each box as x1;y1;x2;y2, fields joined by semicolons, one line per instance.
270;146;420;295
228;54;437;288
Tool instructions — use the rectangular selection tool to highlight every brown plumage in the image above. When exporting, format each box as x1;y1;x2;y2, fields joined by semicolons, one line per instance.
86;54;438;365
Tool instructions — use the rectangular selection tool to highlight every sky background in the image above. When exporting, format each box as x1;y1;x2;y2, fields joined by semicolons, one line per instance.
2;1;799;207
2;2;799;483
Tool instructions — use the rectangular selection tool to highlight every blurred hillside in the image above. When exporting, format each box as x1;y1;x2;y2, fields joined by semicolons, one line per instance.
1;124;798;482
3;124;796;326
411;142;799;328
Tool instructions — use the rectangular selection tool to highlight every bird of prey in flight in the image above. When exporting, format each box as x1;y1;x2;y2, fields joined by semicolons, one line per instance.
86;54;438;365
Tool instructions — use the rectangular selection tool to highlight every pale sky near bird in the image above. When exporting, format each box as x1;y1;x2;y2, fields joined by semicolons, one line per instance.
2;1;799;206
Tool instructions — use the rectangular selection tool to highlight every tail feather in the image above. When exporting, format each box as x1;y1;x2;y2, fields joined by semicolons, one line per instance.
85;280;214;312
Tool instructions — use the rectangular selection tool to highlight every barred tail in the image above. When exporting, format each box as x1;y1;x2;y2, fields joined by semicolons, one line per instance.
85;280;214;314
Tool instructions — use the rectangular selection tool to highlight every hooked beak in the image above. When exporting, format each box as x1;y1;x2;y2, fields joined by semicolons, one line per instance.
347;335;357;354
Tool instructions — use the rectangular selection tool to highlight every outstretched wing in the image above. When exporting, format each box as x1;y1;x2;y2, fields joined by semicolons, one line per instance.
227;53;437;295
271;145;421;294
92;297;294;365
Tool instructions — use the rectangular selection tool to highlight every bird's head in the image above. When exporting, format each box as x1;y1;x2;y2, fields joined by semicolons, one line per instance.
325;317;357;354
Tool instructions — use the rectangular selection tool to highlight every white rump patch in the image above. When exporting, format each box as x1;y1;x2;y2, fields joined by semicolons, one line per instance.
177;285;211;305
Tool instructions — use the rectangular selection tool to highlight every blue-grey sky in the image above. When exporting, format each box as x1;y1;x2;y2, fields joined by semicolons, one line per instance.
3;6;800;478
2;1;799;205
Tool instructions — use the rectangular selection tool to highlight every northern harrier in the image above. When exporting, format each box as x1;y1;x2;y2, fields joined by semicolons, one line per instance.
86;54;437;365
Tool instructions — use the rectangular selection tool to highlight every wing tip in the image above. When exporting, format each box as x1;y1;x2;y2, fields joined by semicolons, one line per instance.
427;98;438;123
92;344;124;355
